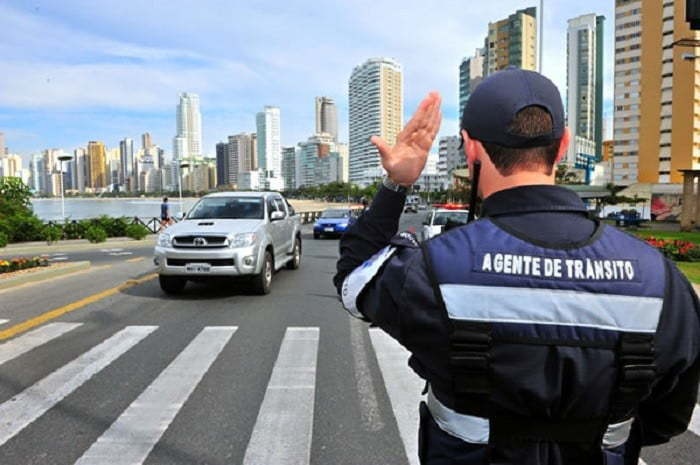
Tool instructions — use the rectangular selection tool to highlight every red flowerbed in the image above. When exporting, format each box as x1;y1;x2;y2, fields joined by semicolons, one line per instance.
644;237;700;262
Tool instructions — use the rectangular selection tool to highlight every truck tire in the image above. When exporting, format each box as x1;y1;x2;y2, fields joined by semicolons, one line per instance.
286;237;301;270
159;275;186;294
251;250;273;295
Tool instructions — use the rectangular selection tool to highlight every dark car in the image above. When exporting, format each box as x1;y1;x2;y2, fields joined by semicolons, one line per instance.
313;208;355;239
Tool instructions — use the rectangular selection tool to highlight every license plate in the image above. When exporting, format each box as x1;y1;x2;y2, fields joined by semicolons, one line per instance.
185;263;211;273
324;227;335;232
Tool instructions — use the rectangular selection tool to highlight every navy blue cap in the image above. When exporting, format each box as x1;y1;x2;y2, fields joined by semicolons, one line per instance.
461;68;564;148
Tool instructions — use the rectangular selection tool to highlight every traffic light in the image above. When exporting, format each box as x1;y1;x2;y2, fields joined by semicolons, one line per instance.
688;0;700;30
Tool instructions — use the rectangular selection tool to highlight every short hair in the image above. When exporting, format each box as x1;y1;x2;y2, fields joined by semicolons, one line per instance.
479;106;561;176
163;197;168;202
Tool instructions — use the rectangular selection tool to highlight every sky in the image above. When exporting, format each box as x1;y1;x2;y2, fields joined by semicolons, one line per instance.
0;0;615;165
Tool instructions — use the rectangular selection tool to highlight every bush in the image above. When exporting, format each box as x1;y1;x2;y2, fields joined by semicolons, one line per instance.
43;224;63;244
85;226;107;243
62;221;83;240
0;231;7;248
125;223;150;240
0;256;49;274
645;237;700;262
94;216;129;237
4;213;45;242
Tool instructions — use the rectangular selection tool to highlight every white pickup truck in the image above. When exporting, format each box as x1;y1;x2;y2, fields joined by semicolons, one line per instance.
153;191;302;295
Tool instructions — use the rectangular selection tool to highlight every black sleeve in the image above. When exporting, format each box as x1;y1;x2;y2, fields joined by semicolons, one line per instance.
632;258;700;446
333;186;406;293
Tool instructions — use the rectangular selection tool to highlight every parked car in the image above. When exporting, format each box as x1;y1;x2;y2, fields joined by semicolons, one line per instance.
421;208;470;241
153;191;302;295
404;204;418;213
313;208;356;239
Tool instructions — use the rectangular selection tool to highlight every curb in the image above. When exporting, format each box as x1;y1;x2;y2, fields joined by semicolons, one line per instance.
0;238;155;256
0;261;91;291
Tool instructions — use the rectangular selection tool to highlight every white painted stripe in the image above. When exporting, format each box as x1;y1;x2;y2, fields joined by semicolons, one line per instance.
639;459;648;465
689;403;700;436
349;317;384;431
0;322;82;366
50;257;69;261
74;326;236;465
440;284;663;333
369;328;424;465
243;327;319;465
0;325;156;447
0;319;8;326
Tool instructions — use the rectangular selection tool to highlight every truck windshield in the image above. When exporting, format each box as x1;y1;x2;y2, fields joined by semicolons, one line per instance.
187;197;264;220
320;209;350;218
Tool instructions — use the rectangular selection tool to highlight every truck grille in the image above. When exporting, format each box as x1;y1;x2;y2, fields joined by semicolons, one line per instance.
172;235;228;248
167;258;235;267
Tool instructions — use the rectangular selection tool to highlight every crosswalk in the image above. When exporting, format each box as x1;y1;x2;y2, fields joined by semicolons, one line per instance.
0;321;697;464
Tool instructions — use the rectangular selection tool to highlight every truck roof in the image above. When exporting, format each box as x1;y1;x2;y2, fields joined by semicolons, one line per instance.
202;191;281;198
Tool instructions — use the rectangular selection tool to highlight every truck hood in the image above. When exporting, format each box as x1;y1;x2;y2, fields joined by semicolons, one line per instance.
166;219;264;236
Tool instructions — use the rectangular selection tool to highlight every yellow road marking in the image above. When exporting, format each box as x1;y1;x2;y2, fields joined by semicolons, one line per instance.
0;273;158;341
126;257;144;263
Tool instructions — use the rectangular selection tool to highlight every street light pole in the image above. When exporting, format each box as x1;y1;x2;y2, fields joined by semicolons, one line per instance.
57;154;73;224
177;162;183;218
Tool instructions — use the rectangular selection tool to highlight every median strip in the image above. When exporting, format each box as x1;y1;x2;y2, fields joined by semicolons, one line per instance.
0;273;157;341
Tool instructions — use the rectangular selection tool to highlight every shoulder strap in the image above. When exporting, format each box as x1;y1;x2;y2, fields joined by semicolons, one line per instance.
421;239;492;413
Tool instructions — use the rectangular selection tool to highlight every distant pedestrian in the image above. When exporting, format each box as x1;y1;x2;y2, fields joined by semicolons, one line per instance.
159;197;173;230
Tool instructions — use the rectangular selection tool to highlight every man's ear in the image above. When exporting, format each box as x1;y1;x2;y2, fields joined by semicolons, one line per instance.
555;128;571;164
462;129;479;165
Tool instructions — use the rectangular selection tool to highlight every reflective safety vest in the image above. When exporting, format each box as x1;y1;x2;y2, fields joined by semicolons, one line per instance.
421;219;664;461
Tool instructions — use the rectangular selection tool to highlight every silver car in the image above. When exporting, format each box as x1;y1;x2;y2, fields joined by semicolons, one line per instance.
154;192;302;295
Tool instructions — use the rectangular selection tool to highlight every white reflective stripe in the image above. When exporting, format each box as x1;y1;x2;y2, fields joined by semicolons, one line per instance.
426;388;489;444
428;390;633;448
689;403;700;436
440;284;663;333
0;319;8;326
602;418;634;448
341;246;396;318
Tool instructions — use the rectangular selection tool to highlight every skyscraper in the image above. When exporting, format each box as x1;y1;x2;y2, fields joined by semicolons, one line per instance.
142;132;153;151
485;7;537;75
173;92;202;160
459;48;485;118
281;146;297;191
613;0;700;185
348;57;403;186
256;106;281;180
228;133;254;186
566;14;605;167
298;133;336;187
216;142;229;187
315;97;338;141
0;132;5;158
87;141;107;189
119;138;134;190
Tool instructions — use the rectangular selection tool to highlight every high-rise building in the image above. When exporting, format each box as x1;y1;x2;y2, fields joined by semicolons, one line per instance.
87;141;107;190
566;14;605;168
73;147;87;192
298;133;336;187
281;146;297;191
228;133;254;187
613;0;700;185
438;136;465;186
315;97;338;141
30;154;45;194
256;106;282;181
249;133;258;171
348;57;403;186
0;154;22;178
459;48;485;118
173;92;202;160
216;142;229;187
142;132;153;151
486;7;537;75
0;132;5;158
119;138;134;190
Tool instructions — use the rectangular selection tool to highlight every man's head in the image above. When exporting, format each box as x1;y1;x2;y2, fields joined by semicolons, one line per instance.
460;68;570;196
163;197;168;202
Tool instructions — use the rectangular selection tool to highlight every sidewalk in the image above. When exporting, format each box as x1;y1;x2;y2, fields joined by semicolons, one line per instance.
0;235;156;256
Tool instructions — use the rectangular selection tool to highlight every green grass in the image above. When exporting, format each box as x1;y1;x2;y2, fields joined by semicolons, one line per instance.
632;230;700;244
675;262;700;284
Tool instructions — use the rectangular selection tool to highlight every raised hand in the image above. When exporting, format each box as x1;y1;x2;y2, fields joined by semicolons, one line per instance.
370;91;442;186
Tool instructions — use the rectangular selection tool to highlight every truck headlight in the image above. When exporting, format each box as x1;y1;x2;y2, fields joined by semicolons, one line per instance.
157;233;172;247
230;232;257;248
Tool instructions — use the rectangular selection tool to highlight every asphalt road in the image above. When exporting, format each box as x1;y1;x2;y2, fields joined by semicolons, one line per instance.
0;217;697;465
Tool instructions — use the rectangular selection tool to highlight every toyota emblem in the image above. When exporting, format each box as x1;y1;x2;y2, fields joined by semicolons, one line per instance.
193;237;208;247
